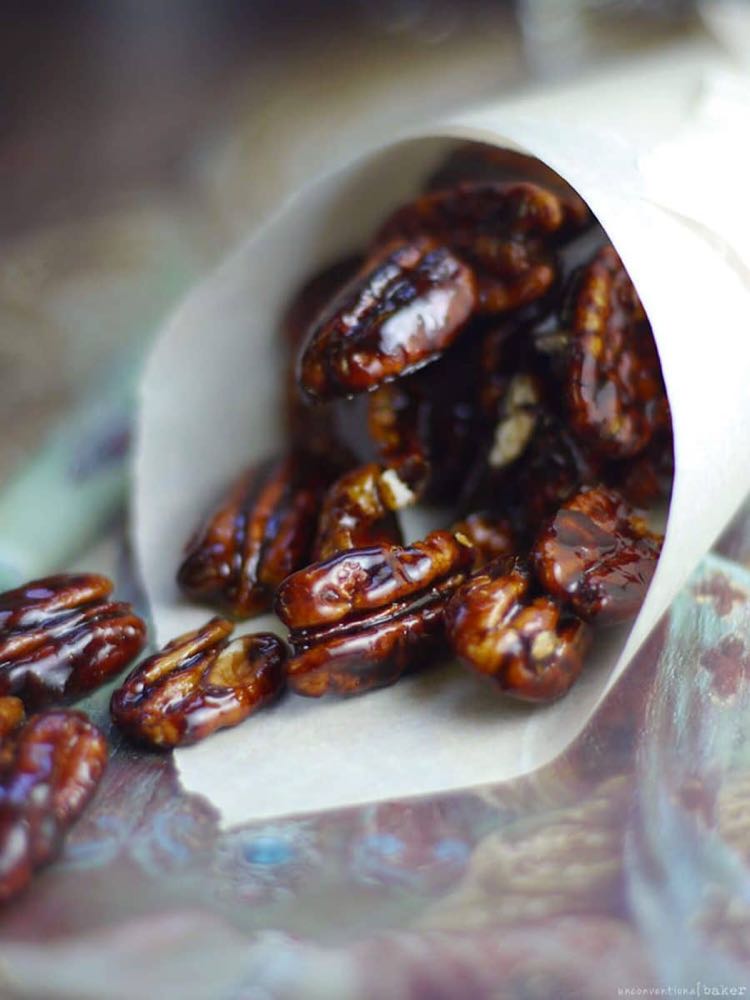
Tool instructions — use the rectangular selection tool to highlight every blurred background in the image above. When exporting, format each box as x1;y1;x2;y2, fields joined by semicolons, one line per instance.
0;0;707;580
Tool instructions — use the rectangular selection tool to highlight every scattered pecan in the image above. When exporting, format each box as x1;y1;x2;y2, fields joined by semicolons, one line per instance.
446;557;590;702
0;574;146;710
111;617;286;749
313;462;416;561
531;485;663;625
297;238;477;399
565;245;670;458
0;705;107;903
376;181;585;314
276;531;475;697
178;454;326;618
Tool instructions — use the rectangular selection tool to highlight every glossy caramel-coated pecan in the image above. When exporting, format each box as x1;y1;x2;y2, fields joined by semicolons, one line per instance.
313;462;415;561
178;454;325;618
531;485;663;626
0;708;107;903
276;531;475;697
446;558;590;703
566;245;670;459
425;144;590;230
111;617;286;749
376;181;584;315
0;574;146;710
298;238;477;399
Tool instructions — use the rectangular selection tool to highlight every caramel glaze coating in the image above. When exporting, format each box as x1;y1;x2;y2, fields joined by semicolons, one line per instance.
566;245;670;459
531;485;663;626
276;531;475;697
0;574;146;710
298;238;477;400
0;706;107;903
111;617;286;749
313;462;411;561
178;454;326;619
375;181;586;315
446;557;590;703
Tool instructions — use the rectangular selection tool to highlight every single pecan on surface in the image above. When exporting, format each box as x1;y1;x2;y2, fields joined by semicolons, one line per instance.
0;701;107;903
446;557;591;703
276;530;475;697
298;238;477;400
111;617;286;749
566;245;670;459
0;574;146;710
376;181;587;315
531;485;663;626
178;454;326;618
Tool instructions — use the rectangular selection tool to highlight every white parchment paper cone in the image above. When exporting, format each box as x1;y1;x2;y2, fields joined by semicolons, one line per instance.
134;52;750;827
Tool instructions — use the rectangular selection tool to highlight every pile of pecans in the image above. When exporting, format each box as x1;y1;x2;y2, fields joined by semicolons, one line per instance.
0;145;673;903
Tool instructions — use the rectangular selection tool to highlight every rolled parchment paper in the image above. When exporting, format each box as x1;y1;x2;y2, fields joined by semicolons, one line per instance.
134;49;750;826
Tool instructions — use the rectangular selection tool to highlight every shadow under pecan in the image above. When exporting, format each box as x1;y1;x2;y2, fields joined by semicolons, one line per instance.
0;574;146;710
0;700;107;903
178;454;326;619
110;617;287;749
367;329;488;505
297;238;477;400
446;557;591;703
531;485;663;626
276;531;475;697
565;244;670;459
281;255;363;462
314;462;417;562
376;181;587;315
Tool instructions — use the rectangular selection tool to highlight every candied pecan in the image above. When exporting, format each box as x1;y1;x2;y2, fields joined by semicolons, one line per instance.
531;485;663;625
0;574;146;710
111;617;286;749
178;454;326;618
446;557;590;703
376;181;585;315
276;531;475;697
451;513;516;568
425;144;590;230
565;245;670;459
314;462;414;561
0;707;107;903
297;238;477;399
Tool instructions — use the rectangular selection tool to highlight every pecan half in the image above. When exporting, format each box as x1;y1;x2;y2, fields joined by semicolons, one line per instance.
0;704;107;903
566;245;670;458
0;574;146;710
376;181;584;315
425;144;591;231
276;531;475;697
446;558;590;703
531;485;663;625
111;617;286;748
178;454;326;618
297;238;477;399
313;462;415;561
